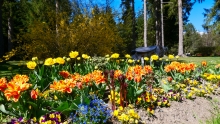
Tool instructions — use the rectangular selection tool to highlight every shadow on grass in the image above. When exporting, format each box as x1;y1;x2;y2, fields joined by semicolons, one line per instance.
0;61;30;78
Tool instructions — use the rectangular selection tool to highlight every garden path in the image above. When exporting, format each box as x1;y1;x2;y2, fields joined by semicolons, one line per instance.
138;95;220;124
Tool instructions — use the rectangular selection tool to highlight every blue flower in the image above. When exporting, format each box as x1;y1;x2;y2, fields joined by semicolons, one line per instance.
70;95;112;123
78;104;88;115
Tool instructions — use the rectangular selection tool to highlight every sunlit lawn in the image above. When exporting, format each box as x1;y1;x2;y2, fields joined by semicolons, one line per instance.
163;56;220;65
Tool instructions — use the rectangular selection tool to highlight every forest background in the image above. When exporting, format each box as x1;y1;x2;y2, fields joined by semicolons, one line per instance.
0;0;220;61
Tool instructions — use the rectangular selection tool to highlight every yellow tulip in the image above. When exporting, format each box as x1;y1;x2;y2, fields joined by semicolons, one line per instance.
82;54;90;59
125;54;131;58
128;59;134;63
55;57;65;64
32;57;38;61
168;54;174;59
151;55;159;61
144;57;149;61
26;61;37;69
44;58;54;66
111;53;120;59
69;51;79;58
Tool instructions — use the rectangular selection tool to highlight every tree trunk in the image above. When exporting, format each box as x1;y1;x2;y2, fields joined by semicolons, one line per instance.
55;0;60;54
155;0;158;45
8;11;13;52
56;0;59;36
131;0;136;49
0;0;4;57
155;0;161;46
161;0;164;47
178;0;184;55
144;0;147;47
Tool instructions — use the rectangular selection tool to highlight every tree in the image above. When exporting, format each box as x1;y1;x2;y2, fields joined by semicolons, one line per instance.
183;23;202;53
144;0;147;47
178;0;204;55
120;0;137;53
0;0;4;57
203;0;220;32
178;0;183;55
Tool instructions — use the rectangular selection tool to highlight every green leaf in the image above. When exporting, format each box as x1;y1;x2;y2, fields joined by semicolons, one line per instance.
0;104;16;116
136;89;143;96
54;102;69;111
39;65;45;76
72;97;81;105
0;104;9;114
11;102;20;108
161;83;172;92
27;101;38;109
83;97;90;105
34;70;42;80
209;69;215;74
69;103;78;110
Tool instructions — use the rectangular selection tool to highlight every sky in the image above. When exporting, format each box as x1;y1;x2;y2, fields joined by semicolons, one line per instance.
111;0;215;32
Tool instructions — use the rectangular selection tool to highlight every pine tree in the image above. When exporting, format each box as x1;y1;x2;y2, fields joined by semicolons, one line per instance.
0;0;4;57
120;0;137;53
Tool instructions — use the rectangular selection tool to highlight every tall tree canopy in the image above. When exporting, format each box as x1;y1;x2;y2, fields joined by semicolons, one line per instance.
0;0;211;60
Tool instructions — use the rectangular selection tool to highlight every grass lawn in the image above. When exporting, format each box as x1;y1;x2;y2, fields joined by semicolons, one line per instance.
177;56;220;65
0;60;30;78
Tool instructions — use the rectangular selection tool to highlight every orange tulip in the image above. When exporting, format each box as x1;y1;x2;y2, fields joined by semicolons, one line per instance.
31;90;38;100
59;71;70;79
0;78;7;92
77;82;83;89
3;75;31;102
114;70;123;79
167;76;172;82
4;82;21;102
64;87;72;93
201;61;207;67
143;65;153;74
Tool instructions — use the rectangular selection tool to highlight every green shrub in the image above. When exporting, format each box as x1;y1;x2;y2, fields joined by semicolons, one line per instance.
193;47;215;56
214;46;220;56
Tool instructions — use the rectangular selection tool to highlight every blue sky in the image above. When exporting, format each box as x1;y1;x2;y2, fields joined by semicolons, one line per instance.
188;0;214;32
111;0;214;32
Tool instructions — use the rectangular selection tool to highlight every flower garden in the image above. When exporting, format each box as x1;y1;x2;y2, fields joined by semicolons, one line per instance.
0;51;220;124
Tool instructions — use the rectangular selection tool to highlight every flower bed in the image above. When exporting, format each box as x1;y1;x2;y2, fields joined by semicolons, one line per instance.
0;52;220;123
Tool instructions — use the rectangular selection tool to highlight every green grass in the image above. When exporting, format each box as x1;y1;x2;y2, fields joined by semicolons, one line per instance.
0;60;30;78
177;57;220;65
